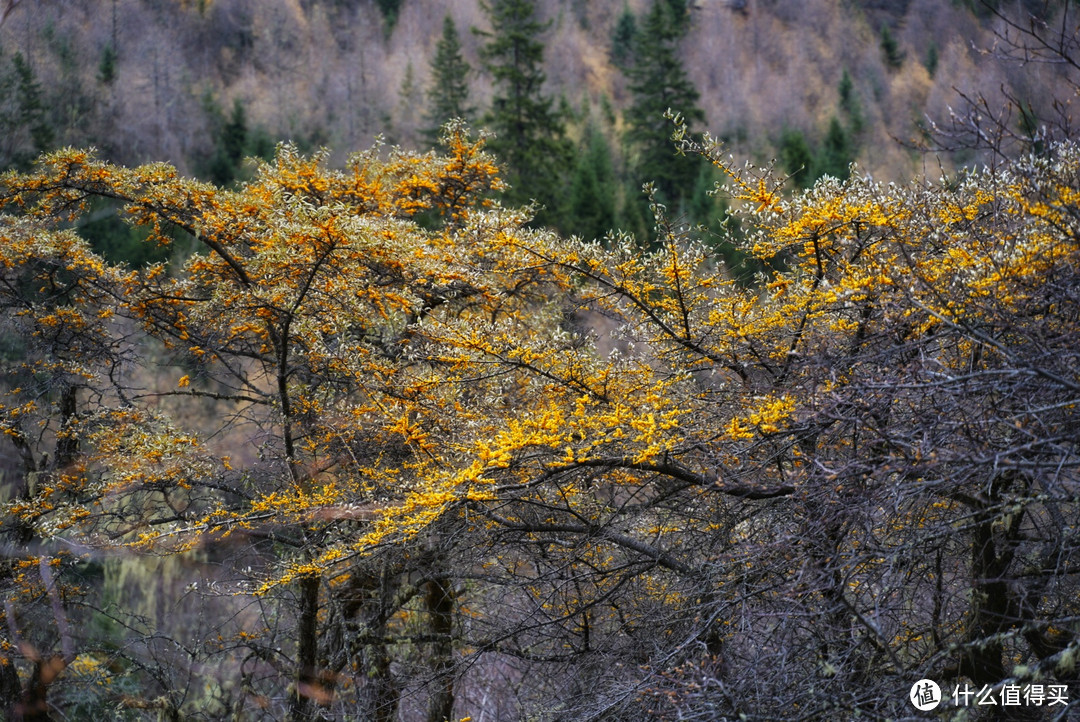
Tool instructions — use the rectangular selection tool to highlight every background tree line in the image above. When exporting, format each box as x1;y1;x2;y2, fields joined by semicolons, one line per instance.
0;0;1071;252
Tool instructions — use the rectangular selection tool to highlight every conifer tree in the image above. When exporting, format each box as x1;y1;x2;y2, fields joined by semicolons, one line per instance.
925;41;939;77
624;0;704;215
477;0;569;227
423;15;473;146
0;51;53;170
837;68;863;133
199;98;272;187
391;60;423;147
375;0;402;34
13;53;52;155
610;5;638;68
880;23;904;69
207;99;248;187
817;115;855;180
567;124;616;242
779;129;814;189
662;0;689;29
97;45;117;86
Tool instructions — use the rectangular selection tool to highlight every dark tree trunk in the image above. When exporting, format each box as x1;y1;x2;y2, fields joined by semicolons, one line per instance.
425;576;455;722
289;574;321;722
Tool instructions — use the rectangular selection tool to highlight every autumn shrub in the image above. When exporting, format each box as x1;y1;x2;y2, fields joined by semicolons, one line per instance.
1;122;1079;719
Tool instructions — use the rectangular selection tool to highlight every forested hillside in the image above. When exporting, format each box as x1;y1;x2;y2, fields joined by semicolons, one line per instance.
0;0;1070;241
2;1;1080;721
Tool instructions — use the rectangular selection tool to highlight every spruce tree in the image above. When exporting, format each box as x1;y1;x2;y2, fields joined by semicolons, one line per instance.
12;53;53;158
610;5;638;69
477;0;569;227
662;0;690;30
376;0;403;34
880;23;904;69
1019;101;1046;156
423;15;473;145
624;0;704;214
924;42;939;77
779;129;814;190
98;45;117;85
817;116;854;181
392;60;423;147
836;69;864;138
0;51;53;170
201;98;271;187
567;125;616;242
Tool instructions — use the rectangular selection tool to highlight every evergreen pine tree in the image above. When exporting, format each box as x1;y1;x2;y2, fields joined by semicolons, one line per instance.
817;116;854;181
837;69;864;135
924;42;939;77
624;0;705;214
838;69;854;109
391;60;423;147
98;45;117;85
777;74;861;192
611;5;638;69
779;129;814;190
202;98;271;187
12;53;53;158
567;125;616;242
0;51;53;170
376;0;403;34
423;15;473;145
880;23;904;69
477;0;570;227
222;100;247;165
663;0;690;30
1019;101;1046;156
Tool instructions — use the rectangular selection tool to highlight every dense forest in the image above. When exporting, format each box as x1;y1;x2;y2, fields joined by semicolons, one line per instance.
0;0;1071;244
1;0;1080;720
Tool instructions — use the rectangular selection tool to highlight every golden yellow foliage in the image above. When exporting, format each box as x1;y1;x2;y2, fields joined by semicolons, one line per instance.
2;124;1080;720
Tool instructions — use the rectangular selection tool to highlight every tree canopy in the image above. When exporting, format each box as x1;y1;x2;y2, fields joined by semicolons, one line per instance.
476;0;569;229
423;15;473;146
1;112;1080;720
624;0;704;212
